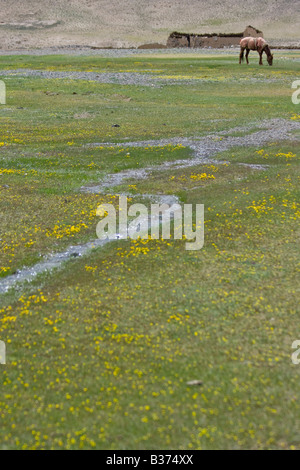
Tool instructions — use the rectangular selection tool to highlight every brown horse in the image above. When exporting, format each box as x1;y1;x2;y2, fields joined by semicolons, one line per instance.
239;37;273;66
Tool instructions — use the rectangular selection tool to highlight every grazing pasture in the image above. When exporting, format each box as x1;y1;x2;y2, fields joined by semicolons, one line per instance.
0;50;299;449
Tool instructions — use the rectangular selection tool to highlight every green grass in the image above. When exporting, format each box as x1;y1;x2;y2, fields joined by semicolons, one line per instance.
0;51;299;450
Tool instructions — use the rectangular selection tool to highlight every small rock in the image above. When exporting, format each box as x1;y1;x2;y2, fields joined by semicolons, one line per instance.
186;380;203;386
112;124;120;128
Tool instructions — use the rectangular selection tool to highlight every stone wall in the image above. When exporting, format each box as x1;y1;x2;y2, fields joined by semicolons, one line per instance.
243;26;263;38
167;26;263;48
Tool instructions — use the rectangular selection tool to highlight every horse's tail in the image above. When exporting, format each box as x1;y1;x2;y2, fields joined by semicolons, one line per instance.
240;49;244;61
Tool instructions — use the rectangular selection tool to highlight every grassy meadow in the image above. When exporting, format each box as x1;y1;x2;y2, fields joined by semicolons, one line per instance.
0;51;299;449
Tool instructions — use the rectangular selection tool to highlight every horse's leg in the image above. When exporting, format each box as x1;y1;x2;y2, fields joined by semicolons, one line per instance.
256;47;264;65
239;47;245;64
245;49;250;65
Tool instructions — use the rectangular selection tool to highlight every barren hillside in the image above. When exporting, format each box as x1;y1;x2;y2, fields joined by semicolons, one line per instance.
0;0;299;49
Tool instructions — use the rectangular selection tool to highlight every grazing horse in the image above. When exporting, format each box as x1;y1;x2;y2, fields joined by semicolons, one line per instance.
239;37;273;66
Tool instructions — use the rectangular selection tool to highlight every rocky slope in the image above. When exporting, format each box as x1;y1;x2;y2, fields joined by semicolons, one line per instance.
0;0;299;49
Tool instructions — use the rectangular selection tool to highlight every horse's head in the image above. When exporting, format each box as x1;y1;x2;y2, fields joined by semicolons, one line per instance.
267;53;273;66
265;46;273;66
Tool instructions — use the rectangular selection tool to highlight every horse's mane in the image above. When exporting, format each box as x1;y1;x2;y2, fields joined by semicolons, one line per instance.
264;44;271;53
